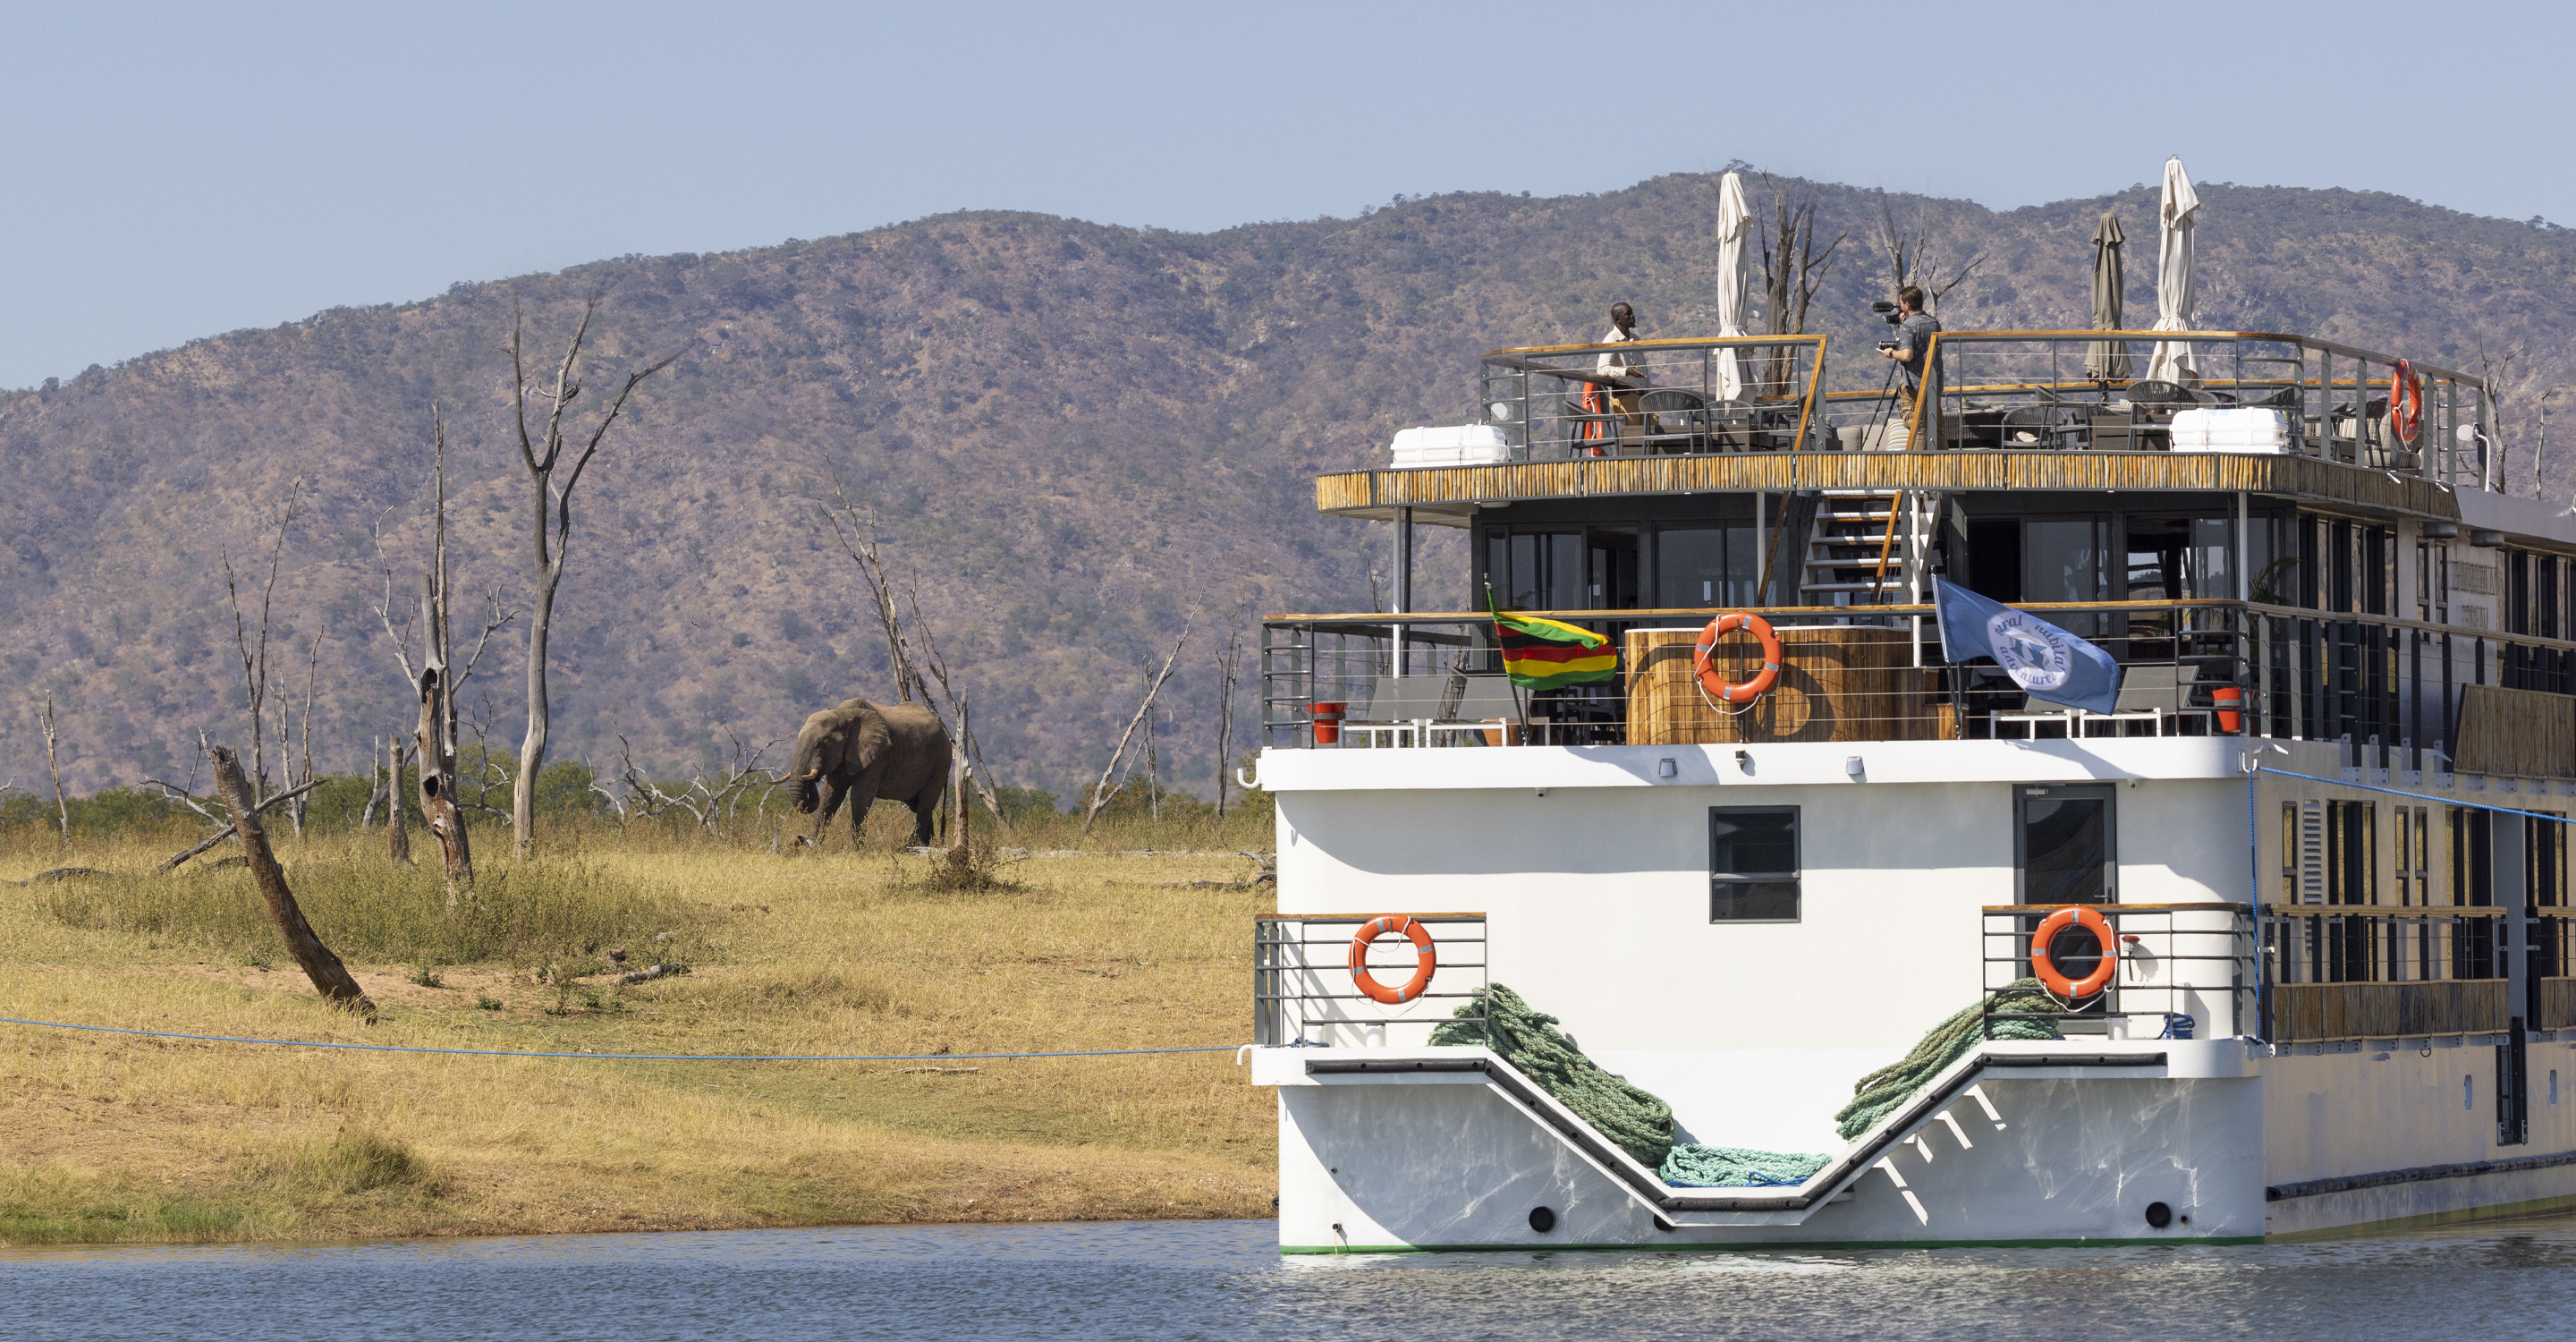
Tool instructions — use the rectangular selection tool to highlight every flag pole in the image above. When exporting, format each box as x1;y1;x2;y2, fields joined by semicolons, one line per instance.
1487;585;1530;746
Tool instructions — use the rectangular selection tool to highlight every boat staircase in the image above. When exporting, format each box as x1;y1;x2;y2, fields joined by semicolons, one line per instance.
1798;490;1941;607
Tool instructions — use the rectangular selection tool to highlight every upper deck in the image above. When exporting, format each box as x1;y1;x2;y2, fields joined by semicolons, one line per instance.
1318;329;2493;526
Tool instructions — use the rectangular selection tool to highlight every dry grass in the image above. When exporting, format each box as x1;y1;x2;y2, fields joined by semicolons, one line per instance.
0;817;1277;1244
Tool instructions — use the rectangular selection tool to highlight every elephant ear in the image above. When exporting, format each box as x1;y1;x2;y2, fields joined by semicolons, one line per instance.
851;707;896;773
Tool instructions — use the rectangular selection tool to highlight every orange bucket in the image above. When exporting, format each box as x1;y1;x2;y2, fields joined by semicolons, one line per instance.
1309;701;1348;745
2213;685;2243;734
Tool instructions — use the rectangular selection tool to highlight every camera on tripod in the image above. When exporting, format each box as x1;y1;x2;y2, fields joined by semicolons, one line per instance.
1870;300;1902;327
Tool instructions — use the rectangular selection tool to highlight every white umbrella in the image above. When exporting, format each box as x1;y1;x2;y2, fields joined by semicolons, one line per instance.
2145;157;2201;385
1713;171;1750;401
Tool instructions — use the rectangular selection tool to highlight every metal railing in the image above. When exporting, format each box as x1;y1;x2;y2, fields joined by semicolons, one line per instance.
1981;903;2255;1040
1914;332;2491;488
1476;336;1826;460
1252;913;1488;1048
1262;599;2576;771
1466;330;2494;487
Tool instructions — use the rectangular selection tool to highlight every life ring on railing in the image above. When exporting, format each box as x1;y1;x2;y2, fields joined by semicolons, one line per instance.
1693;612;1783;705
2029;905;2118;998
2390;360;2424;445
1348;915;1436;1005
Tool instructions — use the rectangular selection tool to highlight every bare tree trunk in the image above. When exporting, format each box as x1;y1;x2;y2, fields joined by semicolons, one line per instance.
39;693;71;855
289;635;322;838
893;573;1013;833
224;479;304;811
386;732;412;864
417;658;470;898
208;746;375;1019
824;493;927;703
507;298;672;860
1083;626;1191;835
946;750;970;871
514;571;557;858
1213;625;1244;820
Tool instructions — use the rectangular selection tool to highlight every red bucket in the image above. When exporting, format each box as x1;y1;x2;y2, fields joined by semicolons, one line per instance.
2213;685;2243;735
1309;701;1348;746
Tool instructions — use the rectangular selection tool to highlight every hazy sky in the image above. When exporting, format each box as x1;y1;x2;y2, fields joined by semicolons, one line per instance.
4;0;2567;389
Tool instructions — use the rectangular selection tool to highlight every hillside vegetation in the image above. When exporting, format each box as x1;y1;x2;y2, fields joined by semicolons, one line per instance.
3;170;2571;798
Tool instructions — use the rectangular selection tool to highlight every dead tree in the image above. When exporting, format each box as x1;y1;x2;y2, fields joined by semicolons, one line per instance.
373;405;513;884
38;692;71;855
1212;624;1246;820
508;296;674;859
818;496;1013;831
903;579;1011;834
221;478;303;809
1874;191;1985;311
822;491;927;704
594;733;779;837
386;733;412;864
416;645;471;900
153;776;326;874
285;635;322;838
1082;625;1191;835
208;745;375;1019
1754;175;1845;398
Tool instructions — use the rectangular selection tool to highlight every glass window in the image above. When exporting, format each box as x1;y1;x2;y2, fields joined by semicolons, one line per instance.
1588;527;1640;608
1710;807;1800;922
2024;520;2104;603
1497;531;1585;611
2017;784;2115;905
1657;526;1760;607
2190;516;2236;599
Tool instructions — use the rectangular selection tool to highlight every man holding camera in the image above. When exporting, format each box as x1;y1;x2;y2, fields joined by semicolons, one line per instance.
1878;285;1940;444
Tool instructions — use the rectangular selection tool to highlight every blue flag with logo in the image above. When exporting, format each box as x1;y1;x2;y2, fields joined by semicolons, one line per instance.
1934;577;2123;716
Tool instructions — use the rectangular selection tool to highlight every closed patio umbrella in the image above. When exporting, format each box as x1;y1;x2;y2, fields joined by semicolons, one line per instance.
1713;171;1750;401
2145;157;2201;385
2083;211;2133;381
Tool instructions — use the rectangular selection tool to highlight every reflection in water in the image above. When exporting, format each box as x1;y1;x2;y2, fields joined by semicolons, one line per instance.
5;1217;2576;1340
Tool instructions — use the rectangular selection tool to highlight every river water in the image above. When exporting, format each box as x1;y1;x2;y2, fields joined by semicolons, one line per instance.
6;1217;2575;1340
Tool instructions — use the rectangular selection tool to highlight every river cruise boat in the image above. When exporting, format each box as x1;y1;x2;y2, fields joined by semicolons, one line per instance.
1243;319;2576;1252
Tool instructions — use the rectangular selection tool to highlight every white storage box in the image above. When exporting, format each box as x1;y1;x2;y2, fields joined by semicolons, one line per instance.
1389;424;1513;468
2170;407;2291;454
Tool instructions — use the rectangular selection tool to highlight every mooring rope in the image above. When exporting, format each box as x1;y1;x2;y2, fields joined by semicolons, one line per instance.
1432;981;2064;1185
0;1015;1242;1063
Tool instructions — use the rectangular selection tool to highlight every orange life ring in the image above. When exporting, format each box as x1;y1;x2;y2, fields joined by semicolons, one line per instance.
1693;613;1783;705
1349;915;1436;1005
2029;905;2118;998
2389;360;2424;445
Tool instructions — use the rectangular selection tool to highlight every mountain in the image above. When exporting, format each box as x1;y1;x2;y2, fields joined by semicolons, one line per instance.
4;171;2573;799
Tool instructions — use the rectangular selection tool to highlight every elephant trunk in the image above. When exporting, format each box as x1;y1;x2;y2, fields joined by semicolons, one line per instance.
786;760;824;813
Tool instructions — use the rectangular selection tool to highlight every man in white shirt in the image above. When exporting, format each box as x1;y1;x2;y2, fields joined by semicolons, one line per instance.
1588;302;1649;454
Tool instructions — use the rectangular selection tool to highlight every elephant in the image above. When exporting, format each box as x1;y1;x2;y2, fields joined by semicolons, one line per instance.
785;697;953;848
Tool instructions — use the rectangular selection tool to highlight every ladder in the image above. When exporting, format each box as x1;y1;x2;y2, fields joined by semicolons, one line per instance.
1797;489;1939;607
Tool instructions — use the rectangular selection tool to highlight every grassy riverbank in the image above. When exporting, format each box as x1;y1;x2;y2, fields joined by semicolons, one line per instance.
0;811;1278;1245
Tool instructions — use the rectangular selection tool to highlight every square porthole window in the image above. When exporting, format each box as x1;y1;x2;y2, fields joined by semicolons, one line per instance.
1711;807;1800;922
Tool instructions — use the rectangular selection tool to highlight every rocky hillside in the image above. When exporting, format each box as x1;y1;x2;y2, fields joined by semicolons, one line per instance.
3;171;2572;798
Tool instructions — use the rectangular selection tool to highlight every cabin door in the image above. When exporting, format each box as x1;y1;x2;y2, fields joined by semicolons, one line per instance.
2016;784;2117;905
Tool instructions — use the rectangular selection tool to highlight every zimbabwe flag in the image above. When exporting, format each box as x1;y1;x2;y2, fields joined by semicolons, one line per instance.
1487;587;1616;689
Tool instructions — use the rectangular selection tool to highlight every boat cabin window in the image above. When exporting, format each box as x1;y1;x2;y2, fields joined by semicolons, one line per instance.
1656;525;1761;607
2016;785;2115;905
1709;806;1800;922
